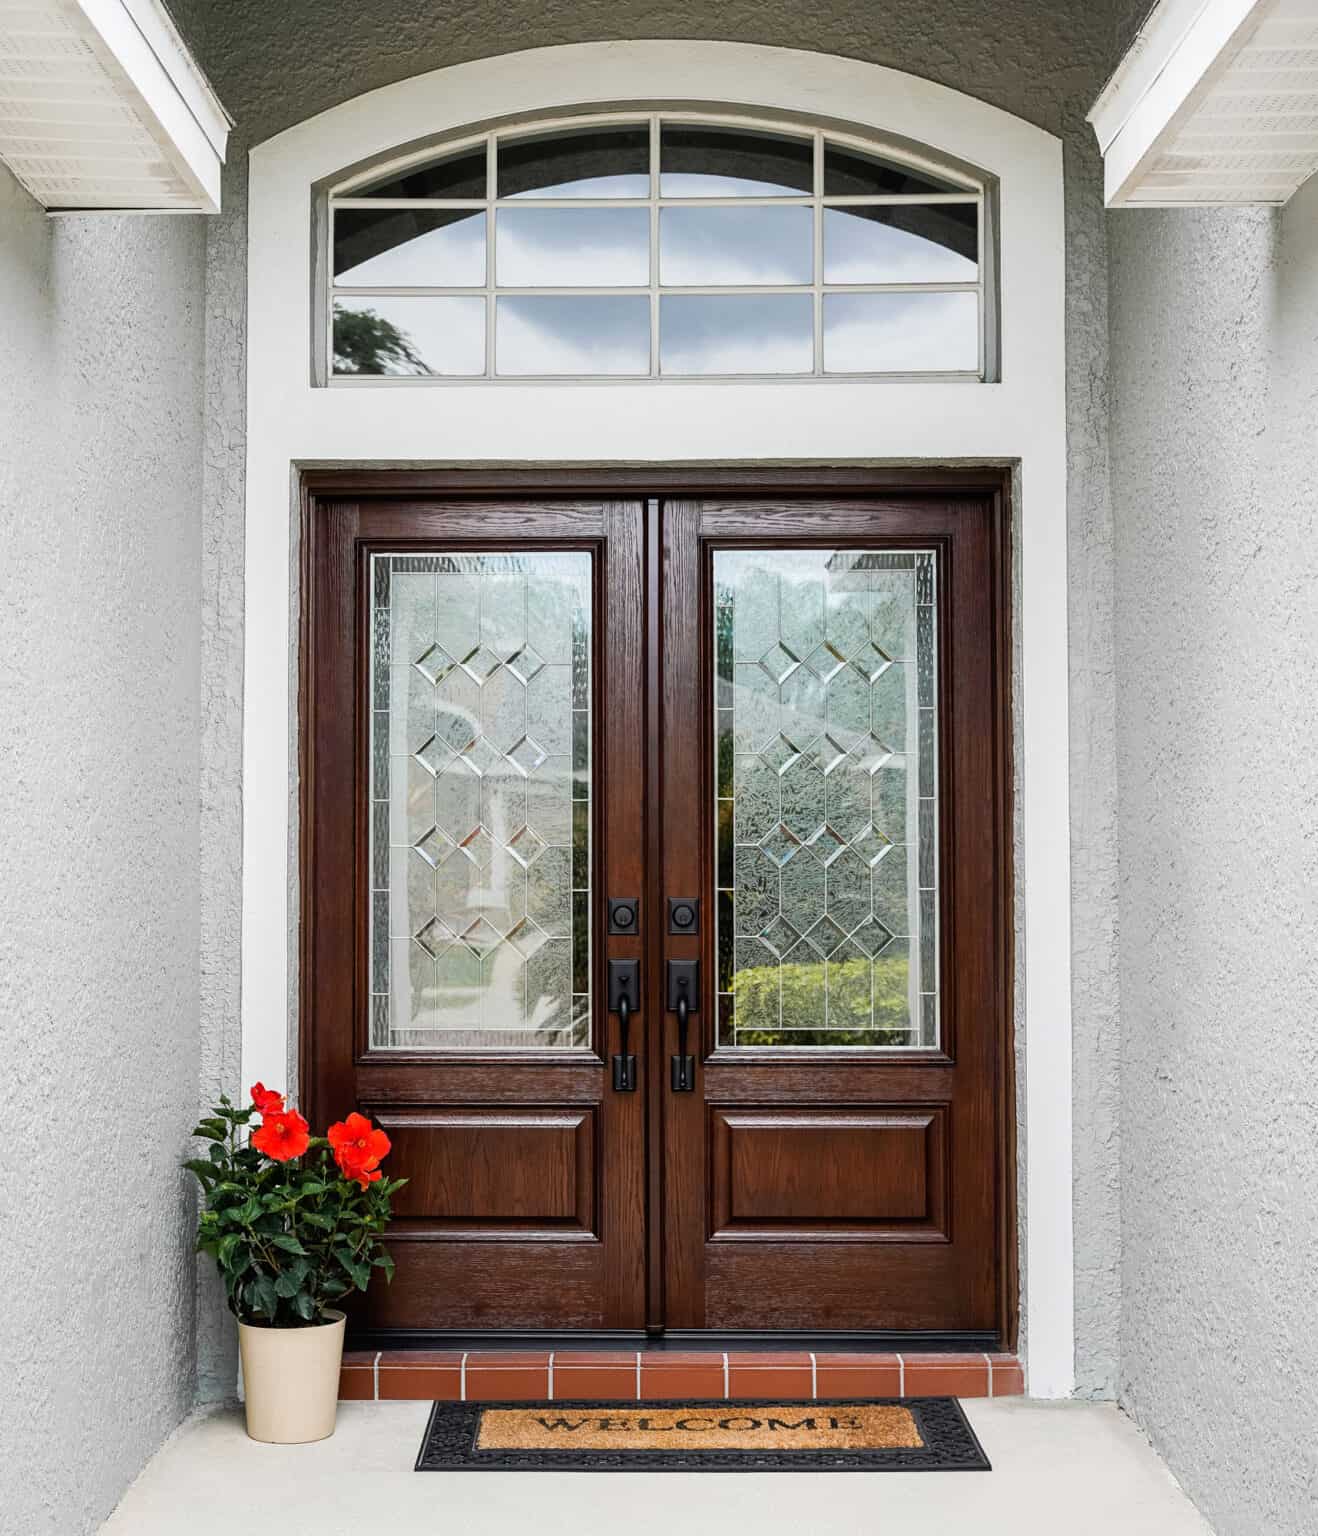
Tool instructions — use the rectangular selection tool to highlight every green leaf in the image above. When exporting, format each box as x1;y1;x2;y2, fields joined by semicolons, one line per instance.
373;1250;396;1284
182;1159;219;1183
249;1274;279;1318
268;1234;307;1255
216;1232;244;1268
293;1290;316;1321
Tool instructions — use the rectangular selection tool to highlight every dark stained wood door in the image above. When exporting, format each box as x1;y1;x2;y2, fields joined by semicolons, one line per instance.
656;495;1011;1337
303;476;1012;1342
303;496;647;1330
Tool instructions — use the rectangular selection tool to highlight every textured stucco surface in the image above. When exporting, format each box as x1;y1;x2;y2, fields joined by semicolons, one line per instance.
0;165;206;1532
1110;184;1318;1535
159;0;1143;1396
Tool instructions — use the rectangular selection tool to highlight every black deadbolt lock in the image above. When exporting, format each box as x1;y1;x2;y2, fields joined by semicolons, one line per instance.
608;898;640;935
667;897;700;935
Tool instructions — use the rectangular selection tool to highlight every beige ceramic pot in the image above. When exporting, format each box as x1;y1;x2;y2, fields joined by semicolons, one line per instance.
238;1310;346;1444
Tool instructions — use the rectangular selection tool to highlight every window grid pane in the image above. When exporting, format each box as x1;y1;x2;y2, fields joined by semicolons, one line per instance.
329;114;985;380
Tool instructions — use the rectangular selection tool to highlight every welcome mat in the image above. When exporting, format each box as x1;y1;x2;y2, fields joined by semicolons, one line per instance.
415;1398;990;1472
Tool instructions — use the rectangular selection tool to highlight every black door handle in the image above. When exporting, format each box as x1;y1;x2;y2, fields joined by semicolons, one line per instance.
608;960;640;1092
667;960;699;1092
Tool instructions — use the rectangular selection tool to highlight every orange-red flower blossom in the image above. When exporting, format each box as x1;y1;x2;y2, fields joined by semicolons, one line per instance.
249;1082;284;1115
328;1112;391;1189
251;1107;309;1162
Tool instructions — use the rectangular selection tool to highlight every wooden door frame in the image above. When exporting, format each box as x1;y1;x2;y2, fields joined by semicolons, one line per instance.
298;465;1017;1350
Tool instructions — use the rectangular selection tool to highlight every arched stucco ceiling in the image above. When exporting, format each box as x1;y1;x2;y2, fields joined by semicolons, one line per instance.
165;0;1150;151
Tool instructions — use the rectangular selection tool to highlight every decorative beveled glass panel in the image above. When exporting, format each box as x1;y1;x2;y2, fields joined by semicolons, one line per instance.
369;551;593;1050
714;548;939;1048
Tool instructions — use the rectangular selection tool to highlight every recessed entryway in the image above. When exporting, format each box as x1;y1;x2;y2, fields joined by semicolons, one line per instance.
301;470;1014;1344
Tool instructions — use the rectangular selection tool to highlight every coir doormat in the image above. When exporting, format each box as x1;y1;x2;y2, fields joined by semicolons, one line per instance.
415;1398;990;1472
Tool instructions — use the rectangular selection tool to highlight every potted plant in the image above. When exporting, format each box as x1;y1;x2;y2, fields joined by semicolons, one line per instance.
185;1084;404;1443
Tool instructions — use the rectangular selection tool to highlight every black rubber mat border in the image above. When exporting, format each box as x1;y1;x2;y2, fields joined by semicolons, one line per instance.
414;1396;991;1472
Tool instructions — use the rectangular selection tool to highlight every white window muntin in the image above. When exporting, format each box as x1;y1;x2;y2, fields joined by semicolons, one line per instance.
324;109;989;383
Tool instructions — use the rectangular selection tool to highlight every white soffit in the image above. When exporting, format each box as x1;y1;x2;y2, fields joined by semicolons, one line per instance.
1089;0;1318;205
0;0;229;212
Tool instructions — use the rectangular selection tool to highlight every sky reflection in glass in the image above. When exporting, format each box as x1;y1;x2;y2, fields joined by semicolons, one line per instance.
824;292;978;373
335;209;486;287
332;296;485;376
823;206;977;285
497;295;650;375
497;207;650;286
661;294;813;375
660;206;813;286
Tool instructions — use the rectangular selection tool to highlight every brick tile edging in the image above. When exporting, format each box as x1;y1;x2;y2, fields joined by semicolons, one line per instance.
340;1349;1025;1402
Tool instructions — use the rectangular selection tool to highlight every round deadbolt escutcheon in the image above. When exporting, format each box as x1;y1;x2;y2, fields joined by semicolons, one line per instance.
672;903;695;930
615;903;635;929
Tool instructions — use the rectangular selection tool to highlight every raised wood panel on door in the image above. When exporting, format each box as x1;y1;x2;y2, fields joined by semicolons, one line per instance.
378;1108;596;1233
709;1105;948;1237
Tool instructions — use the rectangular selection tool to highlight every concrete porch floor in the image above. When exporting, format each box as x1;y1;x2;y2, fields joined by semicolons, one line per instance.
102;1399;1213;1535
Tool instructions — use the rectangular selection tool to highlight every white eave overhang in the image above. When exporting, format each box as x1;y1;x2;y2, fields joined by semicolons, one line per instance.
0;0;229;213
1089;0;1318;206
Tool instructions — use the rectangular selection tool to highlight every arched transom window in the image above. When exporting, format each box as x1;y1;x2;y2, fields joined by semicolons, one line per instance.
325;112;990;382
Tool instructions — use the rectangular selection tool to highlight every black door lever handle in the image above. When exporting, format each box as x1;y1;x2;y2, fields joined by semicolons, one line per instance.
668;960;698;1092
609;959;639;1092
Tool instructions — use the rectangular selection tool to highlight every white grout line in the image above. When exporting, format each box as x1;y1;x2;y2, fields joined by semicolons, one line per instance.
548;1352;555;1400
897;1354;905;1396
985;1352;994;1398
372;1350;381;1401
635;1350;642;1400
722;1351;729;1398
460;1351;468;1402
809;1351;818;1400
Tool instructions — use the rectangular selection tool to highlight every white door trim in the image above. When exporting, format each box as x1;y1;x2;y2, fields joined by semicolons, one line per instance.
241;39;1074;1396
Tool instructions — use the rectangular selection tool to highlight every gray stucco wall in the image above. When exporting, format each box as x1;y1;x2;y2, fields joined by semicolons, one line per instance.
0;165;206;1533
163;0;1145;1397
1109;182;1318;1536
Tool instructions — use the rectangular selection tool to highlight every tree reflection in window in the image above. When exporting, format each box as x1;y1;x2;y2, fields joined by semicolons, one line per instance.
332;303;432;376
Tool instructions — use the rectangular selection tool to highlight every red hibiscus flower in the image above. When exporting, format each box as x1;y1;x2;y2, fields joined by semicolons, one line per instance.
328;1112;391;1188
251;1107;310;1162
249;1082;284;1114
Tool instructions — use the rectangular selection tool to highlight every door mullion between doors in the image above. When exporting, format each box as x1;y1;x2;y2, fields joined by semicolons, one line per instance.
643;497;666;1332
654;498;708;1329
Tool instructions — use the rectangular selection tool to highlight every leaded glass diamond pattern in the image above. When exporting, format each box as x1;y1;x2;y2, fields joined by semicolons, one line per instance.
369;551;593;1049
714;548;938;1047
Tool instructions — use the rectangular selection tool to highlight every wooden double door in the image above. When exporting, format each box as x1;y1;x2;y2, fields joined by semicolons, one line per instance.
304;472;1012;1343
